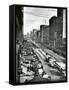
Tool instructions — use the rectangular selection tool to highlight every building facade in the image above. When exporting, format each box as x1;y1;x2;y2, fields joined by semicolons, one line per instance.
49;9;63;49
16;6;23;42
40;25;49;46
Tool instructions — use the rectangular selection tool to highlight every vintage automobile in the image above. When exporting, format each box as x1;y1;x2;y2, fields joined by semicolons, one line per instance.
48;57;56;67
55;62;66;76
45;54;52;62
56;62;65;71
48;56;66;76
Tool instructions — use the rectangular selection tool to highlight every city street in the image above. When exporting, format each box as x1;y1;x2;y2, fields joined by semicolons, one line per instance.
17;39;66;83
15;7;67;84
30;40;66;81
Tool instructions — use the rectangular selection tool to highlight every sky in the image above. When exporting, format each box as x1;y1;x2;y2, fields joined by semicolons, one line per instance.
23;7;66;38
23;7;57;35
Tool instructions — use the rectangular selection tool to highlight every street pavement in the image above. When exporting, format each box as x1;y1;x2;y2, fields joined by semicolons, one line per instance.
33;48;62;81
31;40;65;63
30;40;66;81
18;39;66;83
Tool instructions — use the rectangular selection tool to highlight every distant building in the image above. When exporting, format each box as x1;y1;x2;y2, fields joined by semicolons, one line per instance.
24;32;30;39
30;31;33;40
40;25;49;45
31;29;39;41
36;30;41;43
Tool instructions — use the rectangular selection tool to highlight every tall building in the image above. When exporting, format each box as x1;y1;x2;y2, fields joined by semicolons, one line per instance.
30;31;33;40
36;30;40;43
49;8;66;49
49;16;58;41
49;9;64;48
57;9;63;40
31;29;39;41
16;6;23;41
40;25;49;45
49;16;63;39
15;6;23;83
